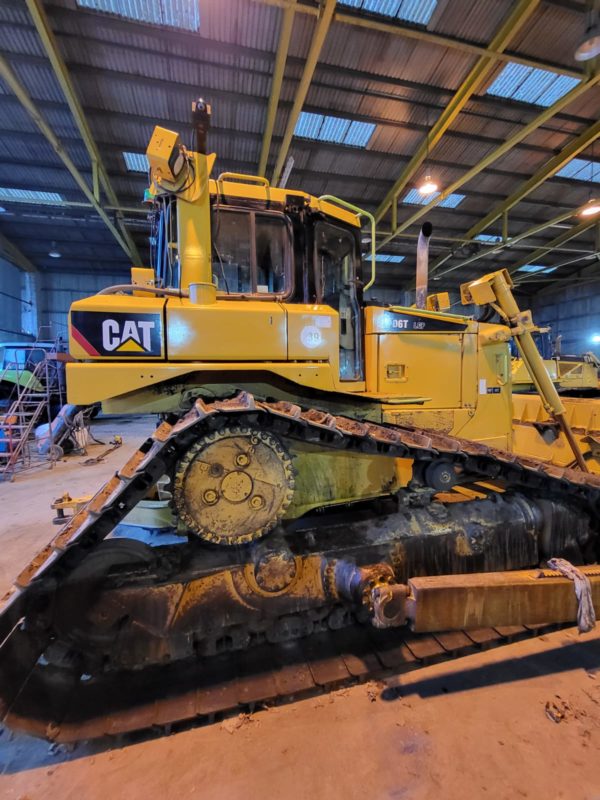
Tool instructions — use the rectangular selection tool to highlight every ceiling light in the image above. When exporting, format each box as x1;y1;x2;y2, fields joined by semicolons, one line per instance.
580;199;600;217
591;334;600;344
418;175;438;195
48;241;61;258
575;19;600;62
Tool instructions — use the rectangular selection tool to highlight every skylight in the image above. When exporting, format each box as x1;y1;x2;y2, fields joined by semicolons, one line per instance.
294;112;375;148
0;188;63;204
123;152;149;173
338;0;437;25
376;254;405;262
486;63;580;107
76;0;201;31
474;233;501;243
402;188;465;208
517;264;557;274
555;158;600;183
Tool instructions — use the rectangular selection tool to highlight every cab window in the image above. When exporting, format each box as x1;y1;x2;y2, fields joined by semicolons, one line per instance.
212;208;290;297
211;210;252;294
314;223;357;308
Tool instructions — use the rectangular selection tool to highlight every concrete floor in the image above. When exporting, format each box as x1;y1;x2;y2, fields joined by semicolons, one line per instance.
1;415;600;799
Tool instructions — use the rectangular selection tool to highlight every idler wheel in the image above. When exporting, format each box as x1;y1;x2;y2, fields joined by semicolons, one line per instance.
173;425;295;545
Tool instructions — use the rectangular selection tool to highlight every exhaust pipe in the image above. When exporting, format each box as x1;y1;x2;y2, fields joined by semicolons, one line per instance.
415;221;433;310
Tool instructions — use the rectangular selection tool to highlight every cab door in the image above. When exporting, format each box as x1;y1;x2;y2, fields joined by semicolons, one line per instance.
313;221;364;382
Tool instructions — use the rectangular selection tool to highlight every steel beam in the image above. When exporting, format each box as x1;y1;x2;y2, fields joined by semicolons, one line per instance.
374;0;540;224
271;0;336;186
24;0;140;263
432;209;577;280
257;0;583;79
507;218;598;276
0;55;132;258
431;117;600;271
379;73;600;249
258;0;296;177
0;230;38;273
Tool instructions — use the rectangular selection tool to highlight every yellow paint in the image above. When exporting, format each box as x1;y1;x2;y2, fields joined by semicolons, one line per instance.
66;360;338;406
116;338;145;353
166;298;287;361
512;393;600;472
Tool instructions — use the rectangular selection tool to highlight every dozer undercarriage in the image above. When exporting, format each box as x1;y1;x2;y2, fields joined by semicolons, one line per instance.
1;392;600;741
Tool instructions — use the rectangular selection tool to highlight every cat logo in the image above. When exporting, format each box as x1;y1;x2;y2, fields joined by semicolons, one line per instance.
102;318;155;353
71;311;163;358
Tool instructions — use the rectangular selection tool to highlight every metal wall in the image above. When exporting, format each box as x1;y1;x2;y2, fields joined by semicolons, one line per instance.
531;283;600;357
0;257;35;341
40;270;129;342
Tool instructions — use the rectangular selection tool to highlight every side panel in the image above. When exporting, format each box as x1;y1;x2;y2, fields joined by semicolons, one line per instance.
166;298;286;360
375;332;463;405
284;305;338;360
69;295;166;360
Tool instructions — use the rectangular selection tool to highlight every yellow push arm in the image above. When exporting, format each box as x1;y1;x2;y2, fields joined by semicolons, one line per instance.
461;269;588;471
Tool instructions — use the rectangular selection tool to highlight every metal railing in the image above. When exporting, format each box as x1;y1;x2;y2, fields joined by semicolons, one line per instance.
0;341;65;480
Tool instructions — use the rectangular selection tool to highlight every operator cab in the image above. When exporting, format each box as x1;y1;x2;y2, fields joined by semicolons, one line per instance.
151;182;366;384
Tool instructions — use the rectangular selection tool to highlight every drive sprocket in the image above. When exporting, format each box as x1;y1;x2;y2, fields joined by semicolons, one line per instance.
173;425;295;545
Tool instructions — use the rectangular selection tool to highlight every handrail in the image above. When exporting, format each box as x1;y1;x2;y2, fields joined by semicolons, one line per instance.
217;172;270;187
318;195;377;291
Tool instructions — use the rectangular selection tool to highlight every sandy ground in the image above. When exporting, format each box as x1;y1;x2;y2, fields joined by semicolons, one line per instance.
0;416;600;799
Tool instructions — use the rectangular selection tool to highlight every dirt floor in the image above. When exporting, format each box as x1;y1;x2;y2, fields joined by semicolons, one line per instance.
1;416;600;799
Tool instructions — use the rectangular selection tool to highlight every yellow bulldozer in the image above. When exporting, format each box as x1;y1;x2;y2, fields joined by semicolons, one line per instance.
1;100;600;741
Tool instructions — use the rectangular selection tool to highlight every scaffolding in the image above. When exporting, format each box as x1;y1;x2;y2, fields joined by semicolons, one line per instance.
0;341;66;480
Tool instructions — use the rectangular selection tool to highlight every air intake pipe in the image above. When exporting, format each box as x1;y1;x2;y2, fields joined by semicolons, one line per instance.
415;221;433;310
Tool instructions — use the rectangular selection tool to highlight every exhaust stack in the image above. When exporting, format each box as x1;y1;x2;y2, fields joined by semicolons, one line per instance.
415;221;433;310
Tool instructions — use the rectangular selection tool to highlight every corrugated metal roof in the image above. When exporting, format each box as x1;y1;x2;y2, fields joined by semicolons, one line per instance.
76;0;201;32
337;0;437;25
0;0;596;290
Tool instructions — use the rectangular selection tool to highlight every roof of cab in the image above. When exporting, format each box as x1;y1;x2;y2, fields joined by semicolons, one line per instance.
208;177;361;228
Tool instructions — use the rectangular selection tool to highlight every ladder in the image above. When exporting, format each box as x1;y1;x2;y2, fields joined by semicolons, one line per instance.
0;345;64;480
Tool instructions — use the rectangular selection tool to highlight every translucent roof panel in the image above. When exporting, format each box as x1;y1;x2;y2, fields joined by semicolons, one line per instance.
0;188;63;204
123;152;149;173
486;62;580;107
76;0;201;31
474;233;502;242
376;254;405;262
338;0;437;24
295;112;375;148
402;188;465;208
555;158;600;183
517;264;557;274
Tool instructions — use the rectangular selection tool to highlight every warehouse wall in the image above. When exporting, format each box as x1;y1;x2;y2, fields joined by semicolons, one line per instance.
531;282;600;357
40;271;129;341
0;257;37;341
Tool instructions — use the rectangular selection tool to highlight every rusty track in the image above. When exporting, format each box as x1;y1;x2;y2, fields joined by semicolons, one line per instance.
5;617;562;742
1;391;599;740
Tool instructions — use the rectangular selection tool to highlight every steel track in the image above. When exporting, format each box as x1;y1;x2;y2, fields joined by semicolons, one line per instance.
5;617;563;742
0;391;599;740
